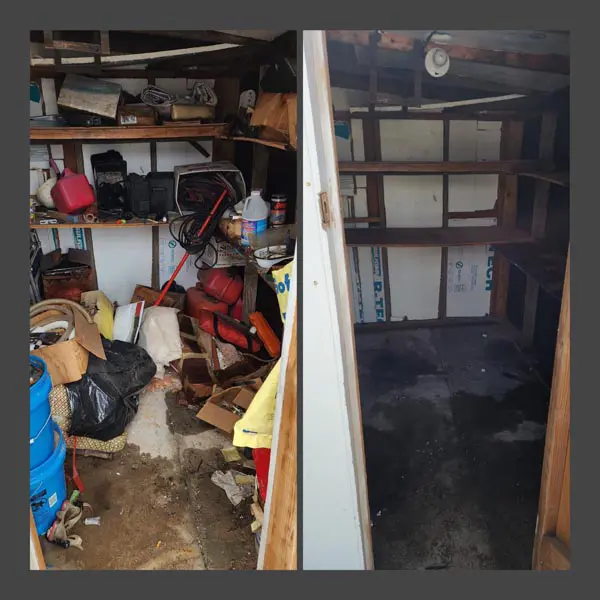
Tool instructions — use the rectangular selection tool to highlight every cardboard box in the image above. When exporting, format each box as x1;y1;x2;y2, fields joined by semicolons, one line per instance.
32;309;106;385
131;284;185;311
250;92;297;147
196;386;255;434
117;104;156;126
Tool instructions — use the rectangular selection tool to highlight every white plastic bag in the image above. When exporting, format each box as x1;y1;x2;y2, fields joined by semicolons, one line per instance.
137;306;182;379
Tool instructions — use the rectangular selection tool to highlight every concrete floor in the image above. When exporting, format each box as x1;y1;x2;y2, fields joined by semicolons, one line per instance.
42;389;257;570
356;323;549;570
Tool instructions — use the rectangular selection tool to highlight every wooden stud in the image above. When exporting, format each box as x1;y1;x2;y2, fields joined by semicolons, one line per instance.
491;120;524;317
262;316;297;570
533;247;570;569
212;78;241;162
148;78;160;292
338;160;542;175
345;226;533;247
438;119;450;319
522;111;558;345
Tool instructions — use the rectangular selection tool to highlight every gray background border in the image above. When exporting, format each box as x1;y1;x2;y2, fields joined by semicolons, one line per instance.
5;1;591;593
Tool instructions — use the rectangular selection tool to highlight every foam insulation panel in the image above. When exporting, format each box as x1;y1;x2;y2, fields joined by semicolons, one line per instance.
448;121;501;212
446;218;496;317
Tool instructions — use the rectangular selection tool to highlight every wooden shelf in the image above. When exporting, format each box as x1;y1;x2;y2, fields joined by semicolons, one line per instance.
30;123;228;143
344;226;533;248
521;172;569;187
495;242;567;301
222;136;293;151
30;220;169;230
338;160;544;175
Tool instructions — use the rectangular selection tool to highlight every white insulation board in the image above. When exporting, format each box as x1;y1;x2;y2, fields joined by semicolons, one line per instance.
336;110;503;323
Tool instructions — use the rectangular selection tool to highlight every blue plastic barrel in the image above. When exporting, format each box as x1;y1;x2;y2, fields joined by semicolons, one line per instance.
30;356;54;469
30;422;67;535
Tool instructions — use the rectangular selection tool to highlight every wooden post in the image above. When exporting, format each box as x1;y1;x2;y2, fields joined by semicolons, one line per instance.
490;119;523;317
522;111;557;346
532;246;570;570
438;119;450;319
261;316;297;570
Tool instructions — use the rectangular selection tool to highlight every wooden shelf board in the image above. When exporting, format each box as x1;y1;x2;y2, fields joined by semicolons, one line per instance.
338;160;544;175
521;172;569;187
495;242;567;301
30;123;228;142
222;136;293;151
344;226;534;248
31;221;169;230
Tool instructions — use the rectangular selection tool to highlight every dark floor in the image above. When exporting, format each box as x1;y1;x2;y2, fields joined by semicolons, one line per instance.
356;323;549;570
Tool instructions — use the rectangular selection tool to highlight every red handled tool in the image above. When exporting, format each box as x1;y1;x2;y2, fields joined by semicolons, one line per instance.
154;188;229;307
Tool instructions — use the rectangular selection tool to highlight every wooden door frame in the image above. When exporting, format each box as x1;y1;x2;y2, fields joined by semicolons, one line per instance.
302;30;373;570
532;246;570;570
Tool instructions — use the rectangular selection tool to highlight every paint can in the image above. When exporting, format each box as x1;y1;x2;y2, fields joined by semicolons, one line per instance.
269;194;287;229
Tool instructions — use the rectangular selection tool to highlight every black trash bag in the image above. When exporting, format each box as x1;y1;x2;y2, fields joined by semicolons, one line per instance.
66;338;157;441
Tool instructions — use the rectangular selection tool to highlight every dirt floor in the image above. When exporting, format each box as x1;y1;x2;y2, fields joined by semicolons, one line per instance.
42;391;256;571
356;323;549;570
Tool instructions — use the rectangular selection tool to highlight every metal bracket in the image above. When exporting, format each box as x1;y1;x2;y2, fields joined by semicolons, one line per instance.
319;192;331;229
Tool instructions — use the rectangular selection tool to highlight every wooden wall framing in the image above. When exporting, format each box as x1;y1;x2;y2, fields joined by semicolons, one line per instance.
533;247;570;570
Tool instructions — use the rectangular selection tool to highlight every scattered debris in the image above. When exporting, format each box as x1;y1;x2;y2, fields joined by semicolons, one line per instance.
84;516;101;526
211;470;255;506
222;447;242;462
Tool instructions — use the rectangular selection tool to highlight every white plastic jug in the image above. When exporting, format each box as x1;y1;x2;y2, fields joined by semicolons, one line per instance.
241;189;269;247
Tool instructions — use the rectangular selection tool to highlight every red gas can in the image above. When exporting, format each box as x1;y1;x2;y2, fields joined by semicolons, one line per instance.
196;309;262;353
50;159;95;215
186;287;228;319
197;268;243;306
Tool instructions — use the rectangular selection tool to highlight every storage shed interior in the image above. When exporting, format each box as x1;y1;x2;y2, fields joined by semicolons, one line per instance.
29;29;297;571
327;30;570;569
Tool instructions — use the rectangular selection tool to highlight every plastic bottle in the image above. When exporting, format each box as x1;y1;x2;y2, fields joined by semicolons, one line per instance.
241;189;269;247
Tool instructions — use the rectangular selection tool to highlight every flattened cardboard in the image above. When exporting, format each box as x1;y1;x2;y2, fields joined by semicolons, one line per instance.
196;386;255;434
131;284;185;311
32;309;105;385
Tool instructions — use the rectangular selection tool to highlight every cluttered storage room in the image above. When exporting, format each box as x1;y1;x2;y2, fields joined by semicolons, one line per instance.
29;30;297;571
326;30;570;569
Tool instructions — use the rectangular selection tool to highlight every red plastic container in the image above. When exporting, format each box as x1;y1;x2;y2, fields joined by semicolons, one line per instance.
196;309;262;353
253;448;271;503
230;296;243;322
197;268;243;306
50;162;95;215
186;287;228;319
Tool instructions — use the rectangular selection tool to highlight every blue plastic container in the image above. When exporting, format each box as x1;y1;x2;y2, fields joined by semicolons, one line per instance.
30;422;67;535
30;355;54;469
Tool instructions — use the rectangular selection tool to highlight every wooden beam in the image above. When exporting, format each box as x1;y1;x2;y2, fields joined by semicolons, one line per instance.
345;226;533;247
30;123;228;143
335;109;528;122
538;536;570;570
212;77;241;162
522;171;569;187
339;160;542;175
262;316;297;570
494;242;566;301
327;30;569;75
491;120;523;317
344;217;382;224
531;112;559;238
438;119;450;319
448;208;497;220
354;315;500;333
523;111;558;345
533;248;570;569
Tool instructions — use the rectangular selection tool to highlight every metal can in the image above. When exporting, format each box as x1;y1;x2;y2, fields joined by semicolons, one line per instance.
269;194;288;228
